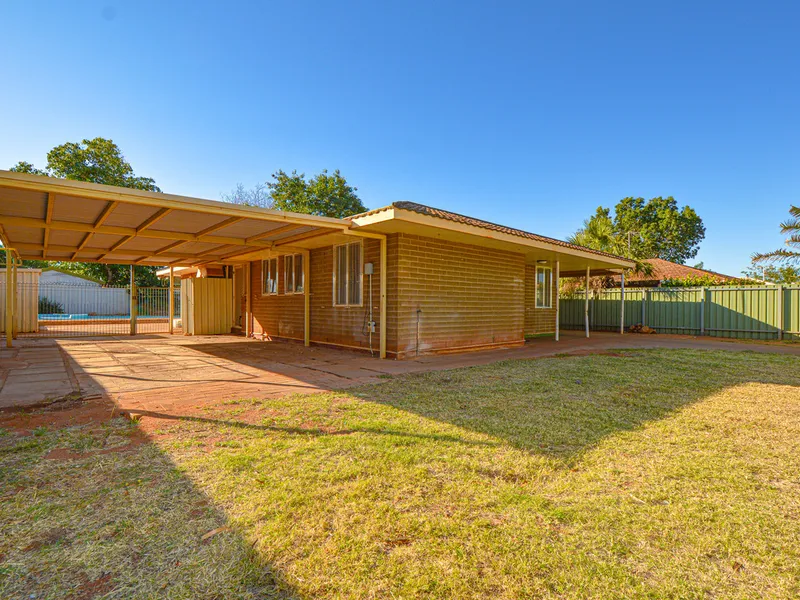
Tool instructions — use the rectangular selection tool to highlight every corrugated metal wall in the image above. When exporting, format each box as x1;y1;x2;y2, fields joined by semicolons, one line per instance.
0;269;40;333
561;285;800;341
184;278;233;335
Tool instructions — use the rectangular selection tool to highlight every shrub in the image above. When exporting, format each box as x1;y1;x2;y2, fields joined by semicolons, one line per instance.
39;296;65;314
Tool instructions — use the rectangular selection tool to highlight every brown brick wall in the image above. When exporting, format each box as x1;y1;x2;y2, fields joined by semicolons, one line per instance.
393;234;525;358
248;234;531;358
248;237;389;353
524;265;557;336
250;258;305;340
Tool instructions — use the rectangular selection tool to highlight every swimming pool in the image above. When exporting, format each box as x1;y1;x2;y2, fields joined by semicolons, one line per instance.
39;314;166;320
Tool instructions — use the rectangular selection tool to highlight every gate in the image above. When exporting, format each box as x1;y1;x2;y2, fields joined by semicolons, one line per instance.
1;278;179;338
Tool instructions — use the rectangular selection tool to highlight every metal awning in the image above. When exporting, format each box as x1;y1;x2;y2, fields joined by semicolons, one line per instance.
0;171;350;267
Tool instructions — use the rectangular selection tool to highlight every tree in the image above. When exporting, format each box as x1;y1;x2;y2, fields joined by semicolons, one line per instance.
751;205;800;268
267;169;366;218
12;137;160;191
741;263;800;285
572;197;705;264
11;137;163;285
222;183;273;209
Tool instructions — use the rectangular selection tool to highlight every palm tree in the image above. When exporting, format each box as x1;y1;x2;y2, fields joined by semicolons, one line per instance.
568;212;653;277
752;205;800;265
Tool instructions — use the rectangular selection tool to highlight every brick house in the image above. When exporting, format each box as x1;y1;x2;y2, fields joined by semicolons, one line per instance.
608;258;737;287
0;171;634;358
243;202;634;359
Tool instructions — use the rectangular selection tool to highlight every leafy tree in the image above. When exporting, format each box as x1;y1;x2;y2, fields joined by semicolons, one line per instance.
572;197;705;264
751;205;800;268
11;137;163;285
567;207;653;278
222;183;273;208
267;169;366;218
12;137;160;191
742;263;800;285
20;260;162;287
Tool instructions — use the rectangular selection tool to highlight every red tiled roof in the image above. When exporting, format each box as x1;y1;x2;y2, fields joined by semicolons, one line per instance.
351;201;634;264
619;258;737;283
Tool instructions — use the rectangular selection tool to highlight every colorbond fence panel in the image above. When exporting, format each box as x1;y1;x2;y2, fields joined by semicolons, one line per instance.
561;285;799;341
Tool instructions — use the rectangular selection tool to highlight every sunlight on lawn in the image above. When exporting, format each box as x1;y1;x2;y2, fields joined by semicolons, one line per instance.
2;350;799;599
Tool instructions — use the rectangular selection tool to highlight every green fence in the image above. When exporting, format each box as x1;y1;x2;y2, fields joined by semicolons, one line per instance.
560;286;800;341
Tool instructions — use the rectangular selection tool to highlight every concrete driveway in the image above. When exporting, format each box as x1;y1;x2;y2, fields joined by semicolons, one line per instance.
1;331;798;412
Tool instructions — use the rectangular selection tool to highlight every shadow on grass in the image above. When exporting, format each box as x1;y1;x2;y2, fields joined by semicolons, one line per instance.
349;349;800;459
0;404;302;599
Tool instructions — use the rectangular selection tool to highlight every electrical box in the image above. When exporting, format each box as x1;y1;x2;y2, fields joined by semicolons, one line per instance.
364;262;374;275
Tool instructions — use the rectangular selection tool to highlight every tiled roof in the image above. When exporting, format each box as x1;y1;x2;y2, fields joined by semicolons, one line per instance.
351;201;634;263
618;258;737;282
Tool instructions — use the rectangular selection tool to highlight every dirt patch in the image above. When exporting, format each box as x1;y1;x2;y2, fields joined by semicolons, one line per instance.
44;434;148;461
550;350;627;359
23;527;69;552
0;397;117;435
67;573;114;600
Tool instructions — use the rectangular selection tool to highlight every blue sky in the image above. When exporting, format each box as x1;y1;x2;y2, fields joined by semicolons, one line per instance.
2;1;798;275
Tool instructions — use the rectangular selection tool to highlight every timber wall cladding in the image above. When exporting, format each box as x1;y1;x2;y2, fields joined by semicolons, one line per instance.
524;265;558;335
393;233;526;357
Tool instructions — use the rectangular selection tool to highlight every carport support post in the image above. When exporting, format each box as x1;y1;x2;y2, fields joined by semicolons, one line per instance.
5;248;12;348
129;265;137;335
620;271;625;335
244;263;251;338
168;266;174;335
554;260;560;342
303;250;310;347
379;236;387;359
11;257;17;339
584;266;590;338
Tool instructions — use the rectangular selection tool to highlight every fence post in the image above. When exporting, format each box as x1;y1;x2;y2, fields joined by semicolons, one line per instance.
776;285;784;341
168;267;175;335
129;265;137;336
700;287;707;336
642;289;647;326
584;266;590;338
620;272;625;334
5;248;12;348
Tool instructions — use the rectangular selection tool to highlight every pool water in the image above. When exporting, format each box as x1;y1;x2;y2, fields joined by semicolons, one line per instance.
39;314;166;320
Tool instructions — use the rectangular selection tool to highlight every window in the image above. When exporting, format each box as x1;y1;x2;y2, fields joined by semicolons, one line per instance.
333;241;362;306
284;254;304;294
262;258;277;295
535;266;552;308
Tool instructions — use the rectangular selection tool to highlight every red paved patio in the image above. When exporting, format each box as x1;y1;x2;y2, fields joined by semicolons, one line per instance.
1;331;798;414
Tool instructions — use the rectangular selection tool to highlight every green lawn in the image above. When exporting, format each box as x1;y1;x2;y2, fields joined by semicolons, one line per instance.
2;349;800;599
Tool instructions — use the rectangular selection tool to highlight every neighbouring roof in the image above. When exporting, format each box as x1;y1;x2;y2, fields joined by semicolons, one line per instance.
615;258;737;283
351;201;634;264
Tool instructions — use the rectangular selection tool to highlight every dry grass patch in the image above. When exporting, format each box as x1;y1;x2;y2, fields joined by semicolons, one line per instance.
1;349;799;599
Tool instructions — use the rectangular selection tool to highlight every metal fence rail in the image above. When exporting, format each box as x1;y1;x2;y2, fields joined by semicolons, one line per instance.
0;281;178;338
561;285;800;341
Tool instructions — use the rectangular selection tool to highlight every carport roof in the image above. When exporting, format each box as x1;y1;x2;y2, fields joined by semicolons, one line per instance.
0;170;350;266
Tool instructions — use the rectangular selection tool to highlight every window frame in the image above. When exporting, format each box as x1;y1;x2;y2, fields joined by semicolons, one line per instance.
332;241;363;307
262;257;278;296
284;253;304;295
535;266;553;309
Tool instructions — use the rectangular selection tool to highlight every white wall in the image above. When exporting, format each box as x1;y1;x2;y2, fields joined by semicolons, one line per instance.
39;284;130;316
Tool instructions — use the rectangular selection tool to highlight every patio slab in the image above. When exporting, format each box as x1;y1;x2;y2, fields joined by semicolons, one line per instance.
1;331;798;413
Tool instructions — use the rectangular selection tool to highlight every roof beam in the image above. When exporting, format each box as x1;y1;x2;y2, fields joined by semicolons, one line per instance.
195;216;243;237
13;242;219;262
246;223;305;243
42;193;54;259
0;215;275;249
0;170;350;230
70;200;119;260
273;228;337;247
97;207;174;260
